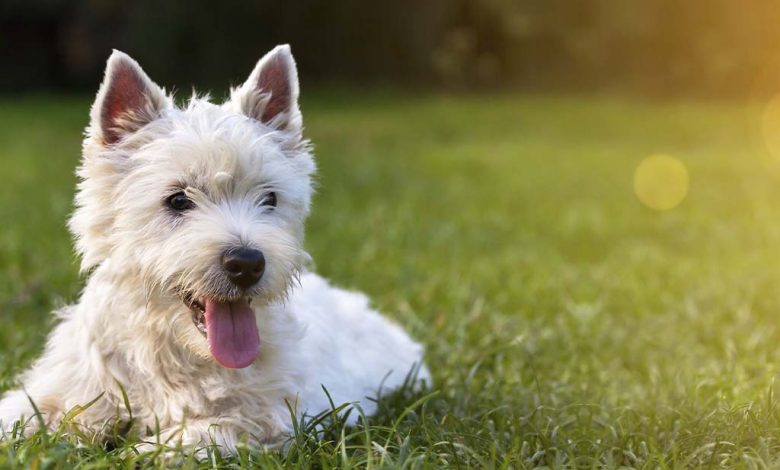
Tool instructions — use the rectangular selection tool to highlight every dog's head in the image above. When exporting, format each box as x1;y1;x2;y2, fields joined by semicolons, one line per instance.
69;46;315;369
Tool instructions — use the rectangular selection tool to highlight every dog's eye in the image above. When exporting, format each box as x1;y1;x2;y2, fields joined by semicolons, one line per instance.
261;192;277;208
167;192;195;212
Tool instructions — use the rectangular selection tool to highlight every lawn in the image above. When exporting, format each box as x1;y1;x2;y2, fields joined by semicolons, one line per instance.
2;91;780;467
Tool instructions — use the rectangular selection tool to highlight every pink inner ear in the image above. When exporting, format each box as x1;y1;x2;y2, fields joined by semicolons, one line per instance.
257;54;291;124
101;62;148;144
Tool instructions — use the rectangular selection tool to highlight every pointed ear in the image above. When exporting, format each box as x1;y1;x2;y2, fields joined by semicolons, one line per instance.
90;50;170;146
231;45;302;136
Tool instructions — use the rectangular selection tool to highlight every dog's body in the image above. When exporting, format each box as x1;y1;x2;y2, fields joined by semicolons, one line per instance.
0;46;428;452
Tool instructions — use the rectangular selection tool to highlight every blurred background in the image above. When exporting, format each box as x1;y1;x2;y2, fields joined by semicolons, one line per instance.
5;0;780;99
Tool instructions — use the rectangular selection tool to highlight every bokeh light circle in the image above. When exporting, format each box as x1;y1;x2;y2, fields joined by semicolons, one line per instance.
762;94;780;159
633;154;689;210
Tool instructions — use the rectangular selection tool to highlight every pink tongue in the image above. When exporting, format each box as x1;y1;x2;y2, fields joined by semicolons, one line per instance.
204;298;259;369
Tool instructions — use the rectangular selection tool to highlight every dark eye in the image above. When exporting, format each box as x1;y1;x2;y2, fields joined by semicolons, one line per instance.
167;192;195;212
261;192;277;207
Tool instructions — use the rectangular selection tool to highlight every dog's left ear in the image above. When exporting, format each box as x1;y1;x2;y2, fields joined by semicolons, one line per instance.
231;45;302;138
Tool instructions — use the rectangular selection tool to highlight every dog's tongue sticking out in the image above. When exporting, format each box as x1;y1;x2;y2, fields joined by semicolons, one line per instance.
204;298;259;369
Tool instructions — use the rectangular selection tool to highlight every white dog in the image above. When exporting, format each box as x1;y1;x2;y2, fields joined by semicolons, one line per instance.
0;45;429;454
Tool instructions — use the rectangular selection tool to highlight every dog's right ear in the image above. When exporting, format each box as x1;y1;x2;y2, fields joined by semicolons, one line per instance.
89;50;170;146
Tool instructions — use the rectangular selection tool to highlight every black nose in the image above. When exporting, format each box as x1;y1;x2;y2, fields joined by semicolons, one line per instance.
222;247;265;289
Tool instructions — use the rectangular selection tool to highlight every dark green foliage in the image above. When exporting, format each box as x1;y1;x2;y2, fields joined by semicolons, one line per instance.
4;1;780;97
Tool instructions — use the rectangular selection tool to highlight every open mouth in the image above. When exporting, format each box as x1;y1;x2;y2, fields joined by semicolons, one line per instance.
183;292;207;336
180;291;259;369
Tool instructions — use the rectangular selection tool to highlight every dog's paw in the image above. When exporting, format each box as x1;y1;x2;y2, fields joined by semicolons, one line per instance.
125;428;222;462
0;390;42;438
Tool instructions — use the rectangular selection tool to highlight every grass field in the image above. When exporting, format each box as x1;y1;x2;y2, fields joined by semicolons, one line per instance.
3;92;780;467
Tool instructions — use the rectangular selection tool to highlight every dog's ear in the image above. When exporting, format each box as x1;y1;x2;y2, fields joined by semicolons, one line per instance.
231;45;302;137
89;50;170;146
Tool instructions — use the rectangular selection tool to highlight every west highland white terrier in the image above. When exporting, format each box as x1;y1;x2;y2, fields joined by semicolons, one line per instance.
0;45;429;454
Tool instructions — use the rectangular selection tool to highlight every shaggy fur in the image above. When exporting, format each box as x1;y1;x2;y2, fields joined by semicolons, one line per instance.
0;45;429;453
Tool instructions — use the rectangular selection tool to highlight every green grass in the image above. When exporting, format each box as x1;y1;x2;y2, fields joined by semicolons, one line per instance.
3;91;780;467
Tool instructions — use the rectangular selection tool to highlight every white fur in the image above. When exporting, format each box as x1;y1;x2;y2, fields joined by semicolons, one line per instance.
0;46;429;454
